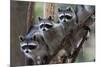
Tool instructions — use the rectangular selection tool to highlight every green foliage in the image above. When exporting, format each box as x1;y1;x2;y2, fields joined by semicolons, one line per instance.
35;2;43;17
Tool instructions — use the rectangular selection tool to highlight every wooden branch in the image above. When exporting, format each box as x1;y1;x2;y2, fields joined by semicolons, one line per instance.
44;3;55;19
69;14;94;62
26;2;34;31
26;2;34;65
70;29;89;62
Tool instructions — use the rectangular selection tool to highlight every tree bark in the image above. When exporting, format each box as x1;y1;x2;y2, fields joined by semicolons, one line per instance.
11;1;28;66
26;2;35;31
44;3;55;19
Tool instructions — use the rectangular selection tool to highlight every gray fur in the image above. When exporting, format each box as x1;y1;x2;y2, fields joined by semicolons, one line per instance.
38;14;76;57
19;24;49;65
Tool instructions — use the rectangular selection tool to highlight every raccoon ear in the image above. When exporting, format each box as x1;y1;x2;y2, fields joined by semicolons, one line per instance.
19;35;25;41
66;7;73;11
58;8;61;12
48;16;53;21
38;17;42;21
33;35;36;41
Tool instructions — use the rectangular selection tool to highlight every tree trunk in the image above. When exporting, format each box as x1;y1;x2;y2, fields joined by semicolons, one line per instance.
11;1;35;66
26;2;35;31
11;1;28;66
44;3;55;19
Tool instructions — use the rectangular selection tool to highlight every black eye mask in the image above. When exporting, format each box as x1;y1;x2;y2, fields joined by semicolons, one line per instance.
59;15;72;20
40;24;53;29
22;45;37;50
65;15;72;20
59;15;64;20
45;24;53;28
40;24;45;28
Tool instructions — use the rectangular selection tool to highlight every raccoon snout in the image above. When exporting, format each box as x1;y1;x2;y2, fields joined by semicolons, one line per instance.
43;29;46;31
26;50;29;53
64;20;66;22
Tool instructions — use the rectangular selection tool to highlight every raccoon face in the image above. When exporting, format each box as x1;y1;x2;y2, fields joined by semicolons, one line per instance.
39;22;53;31
38;16;54;31
58;7;75;22
19;35;49;65
19;35;39;58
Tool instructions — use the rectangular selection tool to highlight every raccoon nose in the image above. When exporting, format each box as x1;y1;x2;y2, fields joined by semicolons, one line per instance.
43;29;46;31
64;20;66;22
26;50;29;53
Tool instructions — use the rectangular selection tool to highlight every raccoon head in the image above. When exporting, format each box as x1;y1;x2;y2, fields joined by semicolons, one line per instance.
58;7;75;23
19;35;39;58
19;34;49;65
38;16;54;31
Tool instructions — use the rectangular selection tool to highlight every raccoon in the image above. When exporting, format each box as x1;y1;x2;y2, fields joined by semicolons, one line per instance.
57;7;76;24
19;25;50;65
38;16;54;32
57;7;77;34
38;16;75;60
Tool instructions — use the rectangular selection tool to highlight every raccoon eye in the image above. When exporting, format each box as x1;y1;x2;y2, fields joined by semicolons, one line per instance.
45;24;53;28
59;16;64;20
28;45;37;50
22;45;37;50
40;24;44;28
22;46;26;50
65;15;72;20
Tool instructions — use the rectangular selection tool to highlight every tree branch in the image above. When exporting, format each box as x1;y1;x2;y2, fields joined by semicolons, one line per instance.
26;2;34;31
70;29;89;63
